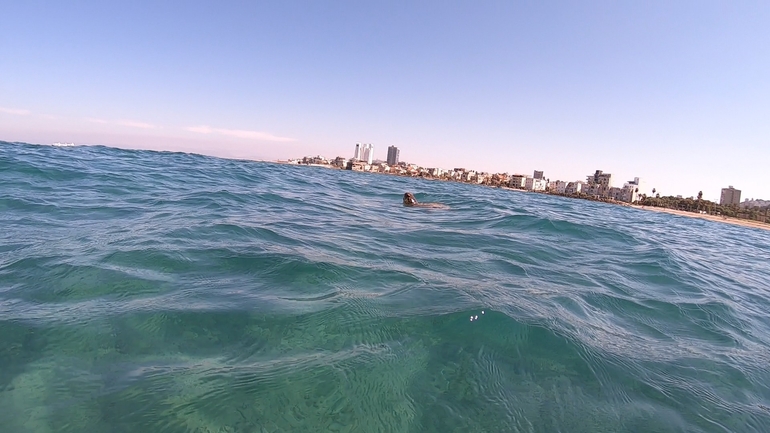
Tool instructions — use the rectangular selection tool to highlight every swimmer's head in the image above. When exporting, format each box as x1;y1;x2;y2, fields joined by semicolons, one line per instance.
403;192;417;206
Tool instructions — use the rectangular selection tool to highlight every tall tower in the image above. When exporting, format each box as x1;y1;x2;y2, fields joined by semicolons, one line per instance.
353;143;361;160
387;146;400;166
720;186;741;205
362;144;374;164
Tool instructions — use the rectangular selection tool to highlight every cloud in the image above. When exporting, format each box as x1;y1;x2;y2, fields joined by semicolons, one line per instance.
186;125;294;142
86;117;157;129
0;107;31;115
117;120;156;129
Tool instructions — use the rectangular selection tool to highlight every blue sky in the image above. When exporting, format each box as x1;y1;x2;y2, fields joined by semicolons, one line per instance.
2;1;768;201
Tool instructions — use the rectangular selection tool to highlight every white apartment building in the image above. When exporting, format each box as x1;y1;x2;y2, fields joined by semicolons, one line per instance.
353;143;374;163
362;143;374;164
564;181;584;195
525;177;547;191
550;180;568;194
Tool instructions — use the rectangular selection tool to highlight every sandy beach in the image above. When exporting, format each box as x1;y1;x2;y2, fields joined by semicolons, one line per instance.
631;205;770;231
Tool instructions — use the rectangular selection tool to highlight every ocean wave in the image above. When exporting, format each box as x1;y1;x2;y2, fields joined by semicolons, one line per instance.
1;140;769;432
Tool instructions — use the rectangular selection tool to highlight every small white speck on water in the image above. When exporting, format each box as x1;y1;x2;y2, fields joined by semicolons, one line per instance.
474;315;479;320
470;316;474;322
481;311;485;314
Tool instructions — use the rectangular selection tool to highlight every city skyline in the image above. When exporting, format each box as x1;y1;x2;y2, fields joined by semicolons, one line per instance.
296;143;743;203
2;2;769;201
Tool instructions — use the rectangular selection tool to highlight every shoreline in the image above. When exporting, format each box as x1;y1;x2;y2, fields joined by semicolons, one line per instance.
630;205;770;231
275;161;769;232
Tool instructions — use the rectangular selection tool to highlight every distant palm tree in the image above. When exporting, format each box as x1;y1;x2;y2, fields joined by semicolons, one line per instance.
697;191;703;200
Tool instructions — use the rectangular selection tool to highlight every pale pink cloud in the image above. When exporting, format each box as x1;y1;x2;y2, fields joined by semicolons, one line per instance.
116;120;156;129
86;117;157;129
186;125;294;142
0;107;31;115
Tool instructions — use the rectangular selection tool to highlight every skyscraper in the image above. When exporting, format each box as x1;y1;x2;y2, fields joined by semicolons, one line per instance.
720;186;741;205
387;146;400;166
362;143;374;164
353;143;361;160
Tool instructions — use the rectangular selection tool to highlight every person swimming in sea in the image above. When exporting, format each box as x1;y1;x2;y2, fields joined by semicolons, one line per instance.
403;192;448;209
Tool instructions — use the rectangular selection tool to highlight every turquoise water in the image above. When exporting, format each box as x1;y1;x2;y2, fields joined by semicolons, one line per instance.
1;141;769;432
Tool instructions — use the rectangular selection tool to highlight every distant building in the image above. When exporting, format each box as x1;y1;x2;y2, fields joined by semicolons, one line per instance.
586;170;613;197
353;143;374;163
526;177;547;191
608;187;623;201
564;181;584;195
427;167;443;177
353;143;361;160
720;186;741;205
346;160;368;171
533;170;544;180
333;156;349;168
387;146;400;166
620;177;643;203
509;174;528;189
551;180;568;194
362;143;374;164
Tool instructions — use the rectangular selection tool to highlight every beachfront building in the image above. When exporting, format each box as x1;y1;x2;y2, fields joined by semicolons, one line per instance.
492;173;510;186
549;180;568;194
333;157;348;168
619;177;643;203
533;170;544;180
564;181;584;195
586;170;613;197
509;174;528;189
720;186;741;205
427;168;444;177
387;146;400;166
608;187;623;201
302;155;331;165
346;160;369;171
619;184;638;203
525;177;547;191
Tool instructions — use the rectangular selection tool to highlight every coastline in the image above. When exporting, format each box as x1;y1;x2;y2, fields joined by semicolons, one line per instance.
275;161;769;232
631;205;770;231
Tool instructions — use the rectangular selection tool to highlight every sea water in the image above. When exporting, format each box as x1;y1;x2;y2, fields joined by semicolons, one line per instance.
1;141;769;432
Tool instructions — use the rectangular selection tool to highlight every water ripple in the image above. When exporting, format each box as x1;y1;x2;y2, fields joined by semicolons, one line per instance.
1;141;770;432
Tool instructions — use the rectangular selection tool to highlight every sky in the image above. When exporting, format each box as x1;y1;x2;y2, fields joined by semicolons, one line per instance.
1;1;769;201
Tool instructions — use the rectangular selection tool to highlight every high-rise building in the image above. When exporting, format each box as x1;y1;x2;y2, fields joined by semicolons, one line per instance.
387;146;400;166
353;143;361;160
533;170;544;180
361;143;374;164
720;186;741;205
